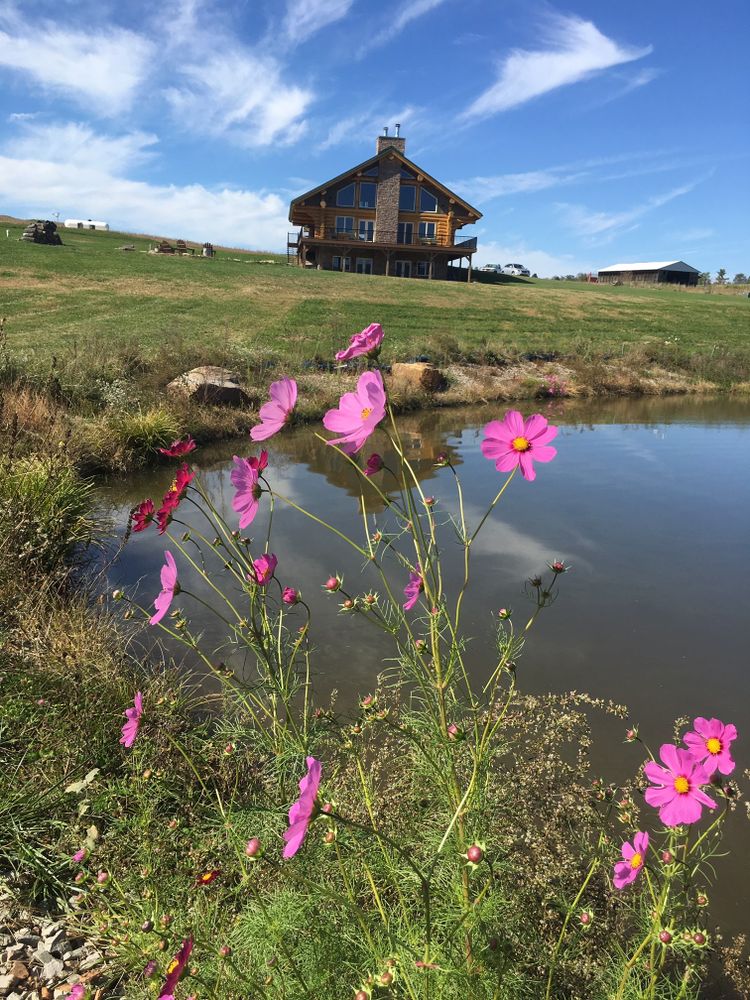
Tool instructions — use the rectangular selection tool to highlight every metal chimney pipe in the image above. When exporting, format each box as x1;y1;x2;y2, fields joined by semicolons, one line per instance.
383;126;388;136
395;123;401;136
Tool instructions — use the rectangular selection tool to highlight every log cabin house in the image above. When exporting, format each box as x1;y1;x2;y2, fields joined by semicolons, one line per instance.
287;128;482;281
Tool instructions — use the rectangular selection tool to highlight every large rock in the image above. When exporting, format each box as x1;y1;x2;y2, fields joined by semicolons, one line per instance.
390;362;446;394
166;366;250;406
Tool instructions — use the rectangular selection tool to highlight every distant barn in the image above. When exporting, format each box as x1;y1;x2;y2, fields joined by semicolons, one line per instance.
64;219;109;231
598;260;699;286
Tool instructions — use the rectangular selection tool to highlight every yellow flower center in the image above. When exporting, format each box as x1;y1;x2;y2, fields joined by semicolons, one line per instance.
706;737;722;755
630;852;643;869
512;436;530;452
167;960;179;974
361;407;372;420
674;775;690;794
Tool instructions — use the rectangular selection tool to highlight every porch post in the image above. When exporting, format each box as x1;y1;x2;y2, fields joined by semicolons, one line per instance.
385;250;391;277
428;254;434;280
467;255;472;284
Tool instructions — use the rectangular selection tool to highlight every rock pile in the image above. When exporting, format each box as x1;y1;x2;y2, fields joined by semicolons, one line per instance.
0;906;107;999
166;365;251;406
20;221;62;246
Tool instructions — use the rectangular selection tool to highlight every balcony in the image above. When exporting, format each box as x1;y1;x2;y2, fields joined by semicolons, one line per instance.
294;227;477;251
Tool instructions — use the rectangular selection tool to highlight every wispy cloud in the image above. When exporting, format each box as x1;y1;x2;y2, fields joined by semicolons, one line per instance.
359;0;449;56
461;13;652;120
318;105;420;151
0;6;154;115
556;181;701;241
8;111;41;122
0;129;289;250
586;67;662;109
283;0;353;45
10;121;158;174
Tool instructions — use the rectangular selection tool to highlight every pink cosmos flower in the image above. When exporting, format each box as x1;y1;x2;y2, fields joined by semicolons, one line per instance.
251;553;277;586
335;322;384;362
282;587;299;605
68;987;86;1000
72;847;88;863
231;456;262;529
158;436;196;457
159;938;193;998
481;411;558;482
131;499;154;532
323;370;387;455
644;744;717;826
613;831;649;889
684;717;737;776
150;551;179;625
250;377;297;442
403;568;424;611
155;464;195;534
250;449;269;472
120;691;143;749
283;756;322;858
364;453;384;476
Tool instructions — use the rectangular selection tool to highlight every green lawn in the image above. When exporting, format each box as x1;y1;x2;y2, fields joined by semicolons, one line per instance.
2;223;747;369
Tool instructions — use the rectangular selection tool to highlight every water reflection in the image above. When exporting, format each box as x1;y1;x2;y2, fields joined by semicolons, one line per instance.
97;394;750;935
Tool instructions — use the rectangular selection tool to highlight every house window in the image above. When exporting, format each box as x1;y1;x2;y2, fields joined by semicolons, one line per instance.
397;222;413;244
359;182;377;209
356;258;373;275
418;221;436;244
335;216;354;237
399;185;416;211
400;167;415;180
420;188;438;213
336;183;355;207
358;219;374;241
394;260;412;278
363;165;379;176
332;256;351;272
416;261;429;278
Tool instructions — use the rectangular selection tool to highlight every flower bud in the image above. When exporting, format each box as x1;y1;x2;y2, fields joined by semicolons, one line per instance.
96;870;109;885
424;496;435;507
466;844;484;864
74;872;86;884
693;932;707;947
321;802;334;814
660;850;674;864
549;560;568;574
380;971;393;986
580;911;593;926
659;930;672;945
168;818;178;830
160;913;172;927
141;920;153;932
324;576;341;592
245;838;262;858
696;893;708;907
220;945;232;957
497;608;511;619
625;727;638;742
282;587;299;605
447;723;460;740
112;589;123;601
324;831;336;845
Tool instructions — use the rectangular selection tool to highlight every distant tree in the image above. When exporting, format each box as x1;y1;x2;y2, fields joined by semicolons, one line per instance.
565;274;575;281
716;268;727;284
733;273;747;284
575;272;588;281
698;271;711;285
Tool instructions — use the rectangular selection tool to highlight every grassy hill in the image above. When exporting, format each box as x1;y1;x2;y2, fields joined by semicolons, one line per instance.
1;221;747;369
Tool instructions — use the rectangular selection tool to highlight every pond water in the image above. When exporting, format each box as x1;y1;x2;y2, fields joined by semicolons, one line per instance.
98;394;750;937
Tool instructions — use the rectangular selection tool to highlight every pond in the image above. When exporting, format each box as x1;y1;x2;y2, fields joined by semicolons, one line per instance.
98;393;750;937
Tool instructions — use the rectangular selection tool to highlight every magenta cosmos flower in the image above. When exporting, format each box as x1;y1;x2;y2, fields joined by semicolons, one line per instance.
644;744;716;826
250;377;297;442
481;411;558;482
364;453;384;476
403;568;424;611
251;553;277;586
158;436;196;457
684;717;737;776
335;322;384;362
282;587;299;605
323;370;387;455
613;831;648;889
159;938;193;998
150;551;179;625
120;691;143;749
231;456;263;529
283;756;322;858
131;499;154;533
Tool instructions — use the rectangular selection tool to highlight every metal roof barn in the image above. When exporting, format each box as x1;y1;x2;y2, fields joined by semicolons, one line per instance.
598;260;699;286
64;219;109;231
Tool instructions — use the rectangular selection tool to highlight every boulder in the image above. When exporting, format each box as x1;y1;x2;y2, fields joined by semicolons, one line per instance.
166;366;250;406
390;362;446;394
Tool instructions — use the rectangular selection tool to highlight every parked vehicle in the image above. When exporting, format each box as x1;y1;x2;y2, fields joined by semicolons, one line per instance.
500;263;531;277
480;263;503;273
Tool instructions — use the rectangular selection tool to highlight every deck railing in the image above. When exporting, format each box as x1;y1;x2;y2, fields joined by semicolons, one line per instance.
297;227;476;249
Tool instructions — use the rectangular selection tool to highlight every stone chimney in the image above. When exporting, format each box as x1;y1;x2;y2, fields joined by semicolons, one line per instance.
376;125;405;156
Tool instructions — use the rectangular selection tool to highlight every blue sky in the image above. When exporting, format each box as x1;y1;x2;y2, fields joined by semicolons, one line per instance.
1;0;748;276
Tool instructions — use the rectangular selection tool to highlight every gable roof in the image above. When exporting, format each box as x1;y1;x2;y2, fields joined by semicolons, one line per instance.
289;145;482;221
598;260;699;273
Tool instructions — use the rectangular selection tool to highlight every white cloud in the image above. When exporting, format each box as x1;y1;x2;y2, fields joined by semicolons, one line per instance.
452;167;590;203
8;111;41;122
0;147;289;251
556;181;699;241
0;10;154;115
165;51;313;148
475;240;593;279
318;105;420;151
11;121;158;174
461;13;651;120
283;0;354;45
359;0;448;56
587;67;662;109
